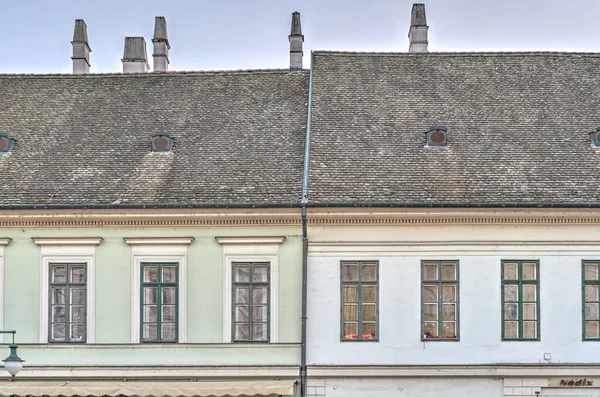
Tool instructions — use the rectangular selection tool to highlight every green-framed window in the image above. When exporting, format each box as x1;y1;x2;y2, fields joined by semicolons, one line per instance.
232;262;270;342
501;260;540;341
49;263;86;343
422;260;459;340
140;262;178;343
583;261;600;340
341;261;378;341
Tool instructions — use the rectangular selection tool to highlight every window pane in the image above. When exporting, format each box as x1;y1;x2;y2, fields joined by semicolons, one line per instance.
423;303;438;321
253;287;268;304
503;263;518;280
161;323;176;341
423;285;438;303
143;287;157;304
343;285;358;303
342;322;358;339
253;264;268;282
523;303;537;320
504;303;518;320
162;287;176;304
504;285;518;302
442;322;456;338
586;321;599;338
362;304;376;321
52;306;66;322
442;304;456;321
343;304;358;321
51;265;67;283
523;285;537;302
70;288;85;305
585;263;599;281
52;287;66;304
143;266;158;283
143;305;157;322
362;286;376;303
234;264;250;282
586;285;599;302
442;285;456;302
523;321;537;339
361;323;376;338
253;305;267;322
424;322;438;338
522;263;537;280
361;263;377;281
70;265;85;283
162;305;176;322
51;323;66;341
234;323;249;341
252;324;268;341
441;263;456;281
235;306;249;322
234;287;249;304
142;323;158;340
586;303;599;320
162;266;176;283
70;323;85;342
504;321;518;338
423;263;438;280
342;263;358;281
70;306;85;323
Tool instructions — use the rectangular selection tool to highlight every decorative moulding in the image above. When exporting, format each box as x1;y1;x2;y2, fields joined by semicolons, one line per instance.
216;236;286;245
123;237;194;245
0;238;11;246
32;237;103;246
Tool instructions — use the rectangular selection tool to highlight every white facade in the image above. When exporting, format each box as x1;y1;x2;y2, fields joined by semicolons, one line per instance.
306;209;600;397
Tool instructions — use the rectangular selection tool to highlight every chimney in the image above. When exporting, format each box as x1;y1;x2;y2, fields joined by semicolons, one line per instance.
289;11;304;71
72;19;91;74
408;3;428;53
152;17;170;72
122;37;149;73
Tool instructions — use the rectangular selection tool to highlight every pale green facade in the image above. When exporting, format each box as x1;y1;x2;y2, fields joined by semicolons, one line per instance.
3;225;302;367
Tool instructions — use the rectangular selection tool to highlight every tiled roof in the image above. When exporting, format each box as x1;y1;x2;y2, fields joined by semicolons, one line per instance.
0;70;308;205
308;52;600;204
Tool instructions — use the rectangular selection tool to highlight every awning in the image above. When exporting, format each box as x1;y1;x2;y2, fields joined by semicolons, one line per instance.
0;380;295;397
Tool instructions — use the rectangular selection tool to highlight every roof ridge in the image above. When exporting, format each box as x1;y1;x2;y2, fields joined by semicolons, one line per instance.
0;68;308;78
313;50;600;57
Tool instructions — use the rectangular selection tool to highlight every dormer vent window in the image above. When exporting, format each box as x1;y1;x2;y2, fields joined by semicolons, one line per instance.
590;128;600;148
0;133;16;154
426;127;447;147
151;133;173;153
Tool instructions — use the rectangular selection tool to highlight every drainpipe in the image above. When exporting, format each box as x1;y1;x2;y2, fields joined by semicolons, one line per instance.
300;51;314;397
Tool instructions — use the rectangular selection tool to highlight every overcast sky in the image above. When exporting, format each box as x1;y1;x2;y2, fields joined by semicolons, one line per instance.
1;0;599;73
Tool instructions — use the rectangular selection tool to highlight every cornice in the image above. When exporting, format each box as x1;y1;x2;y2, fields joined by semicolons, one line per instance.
216;236;286;245
32;237;103;246
124;237;195;245
0;238;11;246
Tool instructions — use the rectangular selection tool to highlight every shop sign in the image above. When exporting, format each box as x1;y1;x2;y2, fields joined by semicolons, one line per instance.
550;378;597;387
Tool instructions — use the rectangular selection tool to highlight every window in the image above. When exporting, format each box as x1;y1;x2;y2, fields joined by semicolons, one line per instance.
48;263;86;342
140;263;178;343
502;260;540;340
232;262;270;342
341;261;378;341
583;261;600;340
422;260;459;340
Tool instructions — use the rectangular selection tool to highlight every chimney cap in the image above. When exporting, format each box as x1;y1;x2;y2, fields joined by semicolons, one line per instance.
410;3;427;27
290;11;303;37
123;37;148;62
153;16;170;46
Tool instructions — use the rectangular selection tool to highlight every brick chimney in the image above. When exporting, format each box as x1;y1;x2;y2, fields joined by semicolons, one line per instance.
408;4;428;53
152;17;170;72
289;11;304;71
122;37;149;73
72;19;91;74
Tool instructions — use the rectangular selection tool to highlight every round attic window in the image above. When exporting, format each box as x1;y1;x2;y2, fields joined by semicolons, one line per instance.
153;137;169;150
0;139;6;151
430;131;445;144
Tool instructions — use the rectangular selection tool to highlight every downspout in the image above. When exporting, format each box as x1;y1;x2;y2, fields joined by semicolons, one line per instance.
300;51;314;397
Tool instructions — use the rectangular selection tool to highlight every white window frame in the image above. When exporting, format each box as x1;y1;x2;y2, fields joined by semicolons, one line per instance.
217;236;285;343
124;238;194;344
0;238;10;342
33;237;102;344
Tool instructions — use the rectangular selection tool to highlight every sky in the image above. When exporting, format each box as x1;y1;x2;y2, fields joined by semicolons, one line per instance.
1;0;599;74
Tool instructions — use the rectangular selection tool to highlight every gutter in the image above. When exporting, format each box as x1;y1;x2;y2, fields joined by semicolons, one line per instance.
299;51;315;397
